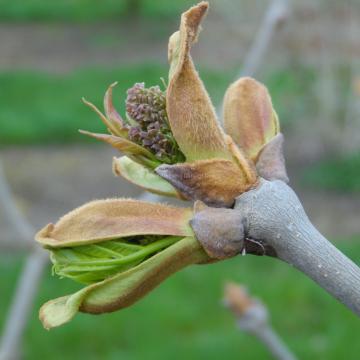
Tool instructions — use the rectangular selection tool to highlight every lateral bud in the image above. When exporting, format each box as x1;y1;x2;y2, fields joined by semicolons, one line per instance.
256;133;289;183
190;207;245;259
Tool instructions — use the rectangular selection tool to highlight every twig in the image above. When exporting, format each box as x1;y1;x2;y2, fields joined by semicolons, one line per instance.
216;0;289;115
0;160;32;249
234;179;360;316
0;249;48;360
224;283;296;360
192;178;360;316
342;7;359;154
236;0;289;78
0;160;48;360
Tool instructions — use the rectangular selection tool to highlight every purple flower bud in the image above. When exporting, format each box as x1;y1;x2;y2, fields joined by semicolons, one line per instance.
126;82;185;164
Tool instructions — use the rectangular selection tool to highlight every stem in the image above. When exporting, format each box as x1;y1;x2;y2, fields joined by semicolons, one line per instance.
216;0;289;115
224;283;296;360
0;248;48;360
0;159;48;359
254;325;296;360
235;0;288;79
235;179;360;316
0;160;32;249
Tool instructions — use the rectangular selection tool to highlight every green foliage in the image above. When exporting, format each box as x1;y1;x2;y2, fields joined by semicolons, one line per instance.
302;153;360;192
51;236;180;284
1;239;359;359
0;66;168;145
138;0;196;18
0;0;195;22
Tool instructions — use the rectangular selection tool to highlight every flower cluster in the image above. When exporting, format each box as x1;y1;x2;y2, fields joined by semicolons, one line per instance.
126;83;185;164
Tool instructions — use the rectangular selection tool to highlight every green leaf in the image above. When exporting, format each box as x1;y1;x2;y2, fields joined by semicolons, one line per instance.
51;236;180;284
40;236;209;330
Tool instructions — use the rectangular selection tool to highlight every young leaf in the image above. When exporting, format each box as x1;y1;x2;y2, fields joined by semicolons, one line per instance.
156;158;256;207
223;77;279;161
166;2;230;161
103;82;129;137
51;236;180;284
82;97;125;137
36;199;194;248
40;236;209;329
113;156;183;198
79;130;159;165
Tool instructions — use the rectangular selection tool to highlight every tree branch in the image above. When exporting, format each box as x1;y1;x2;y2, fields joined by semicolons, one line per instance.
192;178;360;316
0;160;32;249
0;249;48;360
236;0;288;78
224;283;296;360
216;0;289;115
0;159;48;360
235;179;360;316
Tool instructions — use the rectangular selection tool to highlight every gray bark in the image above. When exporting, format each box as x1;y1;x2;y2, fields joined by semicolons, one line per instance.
235;179;360;316
0;249;48;360
0;159;48;360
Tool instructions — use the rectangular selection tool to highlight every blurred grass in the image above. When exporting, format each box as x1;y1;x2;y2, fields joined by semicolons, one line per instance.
302;153;360;192
0;65;173;145
0;0;195;22
1;238;360;359
0;65;314;146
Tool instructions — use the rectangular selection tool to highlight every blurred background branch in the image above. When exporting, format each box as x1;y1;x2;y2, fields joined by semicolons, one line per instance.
218;0;289;79
0;160;48;360
0;249;47;360
217;0;289;115
224;283;297;360
0;161;33;250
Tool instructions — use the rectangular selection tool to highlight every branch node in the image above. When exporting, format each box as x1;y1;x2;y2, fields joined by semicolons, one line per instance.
190;207;244;260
